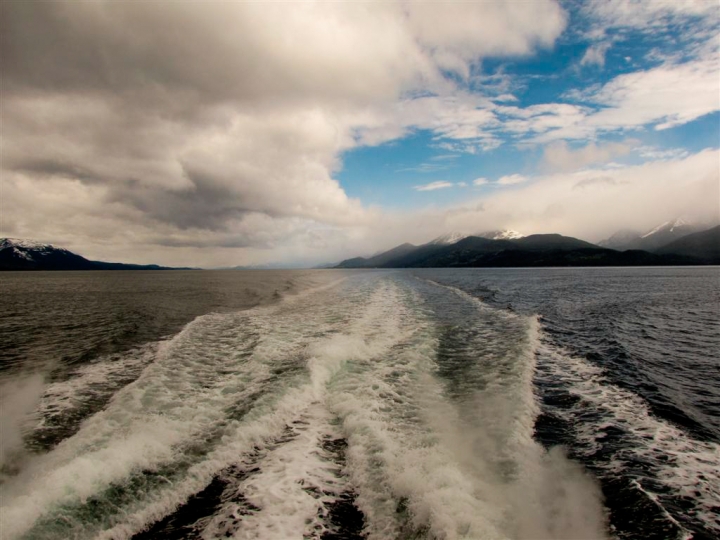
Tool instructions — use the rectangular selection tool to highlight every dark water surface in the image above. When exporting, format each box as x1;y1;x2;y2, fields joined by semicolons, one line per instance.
0;268;717;539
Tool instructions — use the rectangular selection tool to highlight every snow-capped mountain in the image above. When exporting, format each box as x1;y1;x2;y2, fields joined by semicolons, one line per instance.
476;229;525;241
599;219;699;251
428;229;524;246
656;225;720;262
335;225;720;268
1;238;74;262
636;219;699;251
1;238;57;250
428;232;470;245
641;218;691;239
0;238;175;270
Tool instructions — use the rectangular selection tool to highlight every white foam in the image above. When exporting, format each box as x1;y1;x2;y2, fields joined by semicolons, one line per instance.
537;338;720;535
0;274;611;540
0;275;386;538
204;403;345;539
95;379;335;540
0;309;273;538
36;343;158;428
0;373;45;473
328;289;608;540
96;279;411;540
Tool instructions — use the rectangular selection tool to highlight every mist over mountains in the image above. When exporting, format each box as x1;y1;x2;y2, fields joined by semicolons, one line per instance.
3;220;718;271
655;226;720;262
429;230;525;245
336;223;720;268
597;219;700;251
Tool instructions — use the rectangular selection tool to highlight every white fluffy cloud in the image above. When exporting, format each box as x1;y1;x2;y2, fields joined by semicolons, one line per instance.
406;1;566;76
523;58;720;142
580;42;613;67
583;0;719;31
414;181;455;192
589;58;720;131
497;174;529;186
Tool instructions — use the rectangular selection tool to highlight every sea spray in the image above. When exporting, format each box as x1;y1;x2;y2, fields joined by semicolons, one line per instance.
0;373;44;475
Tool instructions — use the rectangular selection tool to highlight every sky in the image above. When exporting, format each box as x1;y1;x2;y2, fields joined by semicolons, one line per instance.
1;0;718;267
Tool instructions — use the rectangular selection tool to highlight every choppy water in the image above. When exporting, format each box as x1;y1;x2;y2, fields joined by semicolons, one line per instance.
0;268;718;540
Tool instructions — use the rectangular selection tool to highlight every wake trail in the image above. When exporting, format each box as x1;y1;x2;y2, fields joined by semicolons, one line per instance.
1;273;611;540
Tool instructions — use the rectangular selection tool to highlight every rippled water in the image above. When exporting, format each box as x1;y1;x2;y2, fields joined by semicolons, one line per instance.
0;268;717;540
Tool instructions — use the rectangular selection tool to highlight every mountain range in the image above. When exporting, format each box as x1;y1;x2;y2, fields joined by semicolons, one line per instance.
3;222;718;271
336;225;720;268
655;225;720;261
597;219;700;251
0;239;182;271
429;230;525;245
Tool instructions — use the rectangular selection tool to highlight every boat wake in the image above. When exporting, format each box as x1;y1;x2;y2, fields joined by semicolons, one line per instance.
0;273;629;539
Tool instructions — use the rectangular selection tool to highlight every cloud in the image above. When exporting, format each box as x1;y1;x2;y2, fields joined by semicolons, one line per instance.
431;154;461;161
420;51;718;148
497;174;529;186
396;162;452;173
405;0;566;76
473;178;489;186
637;146;690;161
493;148;719;241
528;57;720;142
329;149;719;257
543;140;637;172
498;103;590;138
0;2;428;105
580;0;719;68
354;93;505;152
583;0;719;31
403;148;719;245
573;176;621;189
580;41;613;67
414;181;455;191
590;58;720;131
11;148;715;267
2;1;716;267
0;0;568;266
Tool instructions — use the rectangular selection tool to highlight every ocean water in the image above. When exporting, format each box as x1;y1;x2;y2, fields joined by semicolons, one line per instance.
0;268;717;540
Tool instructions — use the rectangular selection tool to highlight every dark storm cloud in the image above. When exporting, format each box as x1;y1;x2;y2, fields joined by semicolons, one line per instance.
0;2;262;100
106;166;256;231
1;0;399;250
0;1;411;108
9;159;100;185
149;234;262;249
